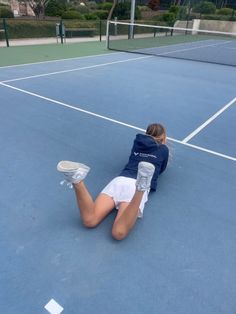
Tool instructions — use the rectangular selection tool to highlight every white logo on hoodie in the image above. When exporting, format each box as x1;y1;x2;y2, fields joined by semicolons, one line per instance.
133;152;157;159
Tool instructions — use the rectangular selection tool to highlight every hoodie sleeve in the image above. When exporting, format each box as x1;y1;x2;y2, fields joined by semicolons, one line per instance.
160;145;169;174
150;144;169;191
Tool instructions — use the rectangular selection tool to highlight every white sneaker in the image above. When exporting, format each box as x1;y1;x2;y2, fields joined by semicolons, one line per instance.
57;160;90;188
136;162;155;192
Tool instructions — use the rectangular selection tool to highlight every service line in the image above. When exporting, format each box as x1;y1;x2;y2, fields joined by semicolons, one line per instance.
1;82;235;162
1;55;152;83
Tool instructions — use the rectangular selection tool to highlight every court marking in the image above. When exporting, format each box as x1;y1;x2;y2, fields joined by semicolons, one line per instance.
1;55;152;83
156;40;233;56
137;37;232;56
0;51;124;69
1;39;234;83
1;81;235;162
44;299;63;314
182;97;236;143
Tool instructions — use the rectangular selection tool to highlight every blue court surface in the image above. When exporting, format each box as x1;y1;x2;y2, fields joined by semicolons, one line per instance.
0;50;236;314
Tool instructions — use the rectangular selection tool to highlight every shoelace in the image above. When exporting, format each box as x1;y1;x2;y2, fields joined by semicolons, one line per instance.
60;169;86;189
139;176;148;189
60;180;73;189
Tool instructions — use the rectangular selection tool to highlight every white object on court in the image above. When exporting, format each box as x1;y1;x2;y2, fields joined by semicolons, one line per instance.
44;299;64;314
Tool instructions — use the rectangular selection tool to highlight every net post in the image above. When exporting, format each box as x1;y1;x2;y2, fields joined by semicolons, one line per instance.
106;20;110;49
114;17;117;36
3;18;9;47
129;0;136;39
153;23;158;37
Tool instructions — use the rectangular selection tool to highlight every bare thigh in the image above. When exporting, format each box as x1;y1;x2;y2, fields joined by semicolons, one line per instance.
93;193;116;224
113;202;130;223
112;201;139;237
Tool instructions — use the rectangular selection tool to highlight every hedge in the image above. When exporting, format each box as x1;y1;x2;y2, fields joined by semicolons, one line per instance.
0;7;14;18
1;18;104;39
2;19;58;38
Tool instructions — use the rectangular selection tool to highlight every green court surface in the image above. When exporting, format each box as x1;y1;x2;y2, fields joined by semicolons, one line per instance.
0;41;110;67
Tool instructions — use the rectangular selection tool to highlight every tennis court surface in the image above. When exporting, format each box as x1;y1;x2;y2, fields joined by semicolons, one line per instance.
0;36;236;314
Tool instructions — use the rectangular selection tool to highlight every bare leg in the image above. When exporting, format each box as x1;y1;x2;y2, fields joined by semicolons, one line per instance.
73;181;115;228
112;190;145;241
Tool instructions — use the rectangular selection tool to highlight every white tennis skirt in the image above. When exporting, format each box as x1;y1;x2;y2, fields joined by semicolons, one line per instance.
101;176;149;218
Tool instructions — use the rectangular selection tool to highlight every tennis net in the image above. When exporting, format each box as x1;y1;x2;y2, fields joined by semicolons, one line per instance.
106;21;236;67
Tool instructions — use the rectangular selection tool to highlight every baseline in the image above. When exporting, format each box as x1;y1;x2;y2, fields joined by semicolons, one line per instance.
1;81;235;162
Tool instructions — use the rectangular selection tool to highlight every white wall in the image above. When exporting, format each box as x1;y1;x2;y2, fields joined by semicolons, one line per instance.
175;19;236;33
199;20;236;33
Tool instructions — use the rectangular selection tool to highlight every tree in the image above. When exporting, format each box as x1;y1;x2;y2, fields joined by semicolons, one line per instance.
26;0;50;18
148;0;160;11
192;1;216;14
158;0;170;9
172;0;181;4
107;0;117;20
0;6;14;18
45;0;67;16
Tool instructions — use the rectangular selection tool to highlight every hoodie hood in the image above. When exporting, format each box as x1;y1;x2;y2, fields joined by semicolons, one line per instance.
134;134;160;152
119;133;169;191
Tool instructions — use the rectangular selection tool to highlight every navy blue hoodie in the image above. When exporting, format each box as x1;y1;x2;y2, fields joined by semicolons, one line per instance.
120;134;169;191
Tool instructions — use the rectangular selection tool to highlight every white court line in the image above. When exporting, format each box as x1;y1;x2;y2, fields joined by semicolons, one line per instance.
0;51;123;69
0;41;215;83
156;40;233;56
182;97;236;143
2;40;231;84
181;141;236;161
1;38;232;81
1;81;235;162
1;55;152;83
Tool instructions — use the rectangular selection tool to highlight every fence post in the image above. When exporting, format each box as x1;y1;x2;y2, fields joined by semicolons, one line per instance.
59;19;64;44
3;18;9;47
99;19;102;42
185;0;191;34
231;8;235;19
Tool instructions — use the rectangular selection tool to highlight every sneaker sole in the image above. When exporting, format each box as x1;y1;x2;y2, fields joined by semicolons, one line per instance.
57;161;88;172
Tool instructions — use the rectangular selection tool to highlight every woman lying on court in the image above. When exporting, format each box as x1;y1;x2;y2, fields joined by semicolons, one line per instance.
57;123;169;240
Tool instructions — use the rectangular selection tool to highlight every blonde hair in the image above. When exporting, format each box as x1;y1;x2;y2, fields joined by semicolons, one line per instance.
146;123;166;144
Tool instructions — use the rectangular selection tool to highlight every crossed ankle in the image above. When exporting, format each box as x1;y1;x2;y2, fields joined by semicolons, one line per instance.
135;161;155;192
57;160;90;188
73;181;84;189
